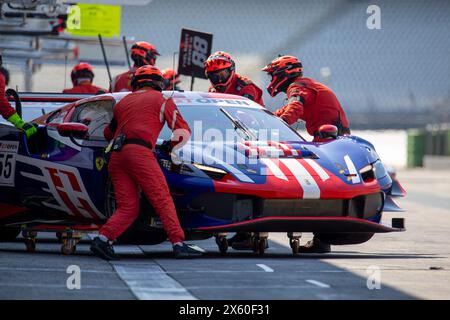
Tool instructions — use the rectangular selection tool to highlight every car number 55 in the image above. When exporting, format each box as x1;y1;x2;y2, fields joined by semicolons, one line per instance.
0;141;19;187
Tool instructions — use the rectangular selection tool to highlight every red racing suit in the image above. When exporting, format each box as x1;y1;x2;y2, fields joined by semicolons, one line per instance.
100;88;191;244
209;73;265;106
63;83;107;94
275;77;350;138
110;68;136;92
0;72;16;120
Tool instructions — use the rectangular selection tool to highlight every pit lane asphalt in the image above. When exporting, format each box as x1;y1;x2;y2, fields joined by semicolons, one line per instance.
1;169;449;300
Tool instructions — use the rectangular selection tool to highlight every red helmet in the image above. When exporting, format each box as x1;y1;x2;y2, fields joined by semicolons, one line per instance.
71;62;94;85
161;68;180;90
204;51;235;92
262;55;303;97
130;65;164;91
131;41;160;66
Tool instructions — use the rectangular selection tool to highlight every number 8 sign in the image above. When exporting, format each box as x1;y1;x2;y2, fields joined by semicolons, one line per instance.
178;28;213;79
0;141;19;187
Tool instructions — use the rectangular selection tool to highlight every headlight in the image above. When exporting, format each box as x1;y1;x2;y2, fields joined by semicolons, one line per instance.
159;159;227;180
359;164;375;182
359;164;373;174
193;163;228;180
159;159;194;175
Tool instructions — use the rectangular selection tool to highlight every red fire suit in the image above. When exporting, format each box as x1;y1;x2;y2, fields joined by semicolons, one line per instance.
275;77;350;139
100;88;191;244
0;72;16;119
63;82;107;94
110;68;136;92
209;73;265;106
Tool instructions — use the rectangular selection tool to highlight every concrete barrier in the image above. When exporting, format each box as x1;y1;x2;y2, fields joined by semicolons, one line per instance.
423;155;450;170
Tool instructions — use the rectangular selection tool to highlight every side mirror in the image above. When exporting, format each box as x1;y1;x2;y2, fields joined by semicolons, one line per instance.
55;122;89;139
317;124;338;140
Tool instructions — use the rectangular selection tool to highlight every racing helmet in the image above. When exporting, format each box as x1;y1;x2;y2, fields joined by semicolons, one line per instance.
71;62;94;86
161;68;181;90
130;65;164;91
204;51;235;92
131;41;160;67
262;55;303;97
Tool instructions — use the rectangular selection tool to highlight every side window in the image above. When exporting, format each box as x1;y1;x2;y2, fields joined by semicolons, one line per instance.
47;109;68;124
71;100;115;140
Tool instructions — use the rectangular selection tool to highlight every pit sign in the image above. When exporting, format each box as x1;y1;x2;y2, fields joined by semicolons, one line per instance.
178;28;213;79
66;4;121;38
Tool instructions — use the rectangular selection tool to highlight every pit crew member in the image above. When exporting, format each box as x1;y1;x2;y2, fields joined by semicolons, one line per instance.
0;54;37;138
63;62;107;94
262;55;351;253
162;68;181;91
110;41;159;92
205;51;266;250
90;65;204;260
204;51;265;106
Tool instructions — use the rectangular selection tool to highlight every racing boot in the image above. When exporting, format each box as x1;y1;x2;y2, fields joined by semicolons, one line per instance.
90;236;119;260
228;232;269;251
173;242;205;259
299;237;331;253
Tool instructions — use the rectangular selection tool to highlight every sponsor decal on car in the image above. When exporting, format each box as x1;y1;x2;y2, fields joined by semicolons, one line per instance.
0;140;19;187
16;155;106;219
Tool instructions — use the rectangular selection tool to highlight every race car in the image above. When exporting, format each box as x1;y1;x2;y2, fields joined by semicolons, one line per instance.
0;91;406;255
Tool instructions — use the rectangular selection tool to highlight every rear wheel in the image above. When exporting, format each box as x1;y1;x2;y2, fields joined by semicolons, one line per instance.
0;227;20;242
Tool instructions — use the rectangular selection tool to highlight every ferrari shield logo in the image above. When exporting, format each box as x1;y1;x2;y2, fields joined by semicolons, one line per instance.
95;157;105;171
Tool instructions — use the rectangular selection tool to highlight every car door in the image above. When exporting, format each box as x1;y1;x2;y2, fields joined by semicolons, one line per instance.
15;98;115;220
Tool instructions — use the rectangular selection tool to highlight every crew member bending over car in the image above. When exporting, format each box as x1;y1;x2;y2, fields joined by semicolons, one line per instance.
110;41;159;92
0;54;37;138
204;51;265;106
262;55;351;253
63;62;107;94
90;65;204;260
204;51;266;250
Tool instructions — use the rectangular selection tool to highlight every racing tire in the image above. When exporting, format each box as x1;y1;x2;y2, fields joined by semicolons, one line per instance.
0;227;20;242
215;236;228;255
290;239;300;255
258;238;267;255
316;232;374;245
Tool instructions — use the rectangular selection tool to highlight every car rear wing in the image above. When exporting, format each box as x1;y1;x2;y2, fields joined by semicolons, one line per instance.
3;92;94;124
7;92;93;103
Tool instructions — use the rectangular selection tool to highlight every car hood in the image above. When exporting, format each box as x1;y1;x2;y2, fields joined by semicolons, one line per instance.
174;136;377;183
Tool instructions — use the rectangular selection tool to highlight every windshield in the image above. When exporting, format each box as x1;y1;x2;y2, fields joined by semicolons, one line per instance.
159;105;304;142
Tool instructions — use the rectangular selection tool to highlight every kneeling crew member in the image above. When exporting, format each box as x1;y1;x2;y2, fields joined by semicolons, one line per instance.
0;54;37;138
63;62;107;94
262;55;351;253
90;65;204;260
